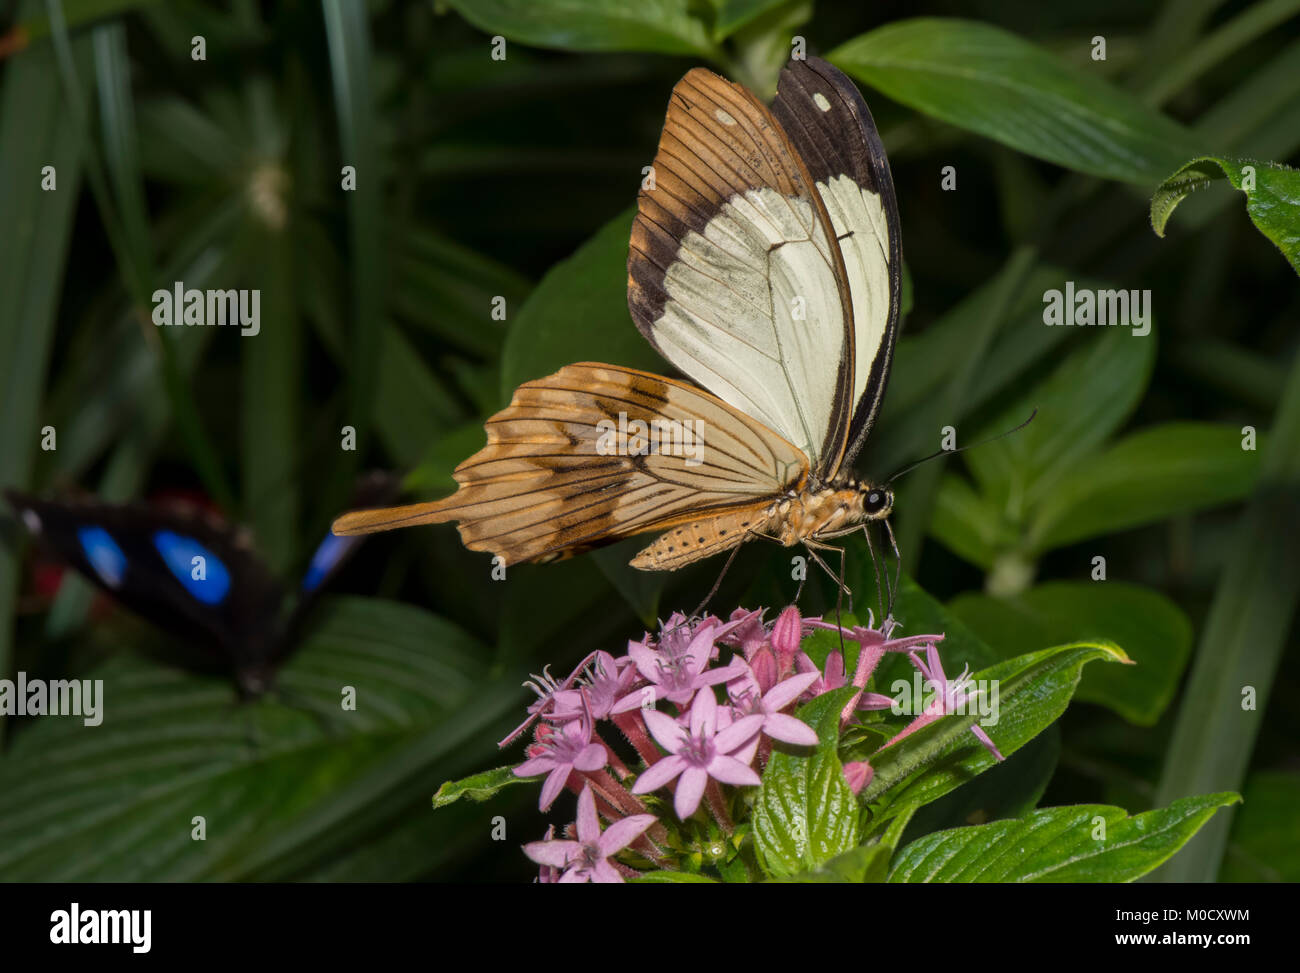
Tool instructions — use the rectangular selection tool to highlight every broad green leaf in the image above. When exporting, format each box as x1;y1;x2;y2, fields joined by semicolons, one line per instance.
0;597;520;880
830;18;1201;184
1028;422;1262;553
1150;156;1300;275
372;325;464;468
903;728;1059;839
963;324;1157;513
441;0;717;57
889;792;1241;882
774;841;892;883
863;642;1130;817
433;765;532;808
500;208;661;400
1220;771;1300;882
949;582;1193;726
752;688;861;878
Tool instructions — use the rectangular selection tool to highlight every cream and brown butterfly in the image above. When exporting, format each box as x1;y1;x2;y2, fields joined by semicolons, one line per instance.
332;57;903;581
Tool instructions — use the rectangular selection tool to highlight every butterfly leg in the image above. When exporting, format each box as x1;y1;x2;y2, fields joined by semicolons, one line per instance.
883;518;903;623
862;523;887;628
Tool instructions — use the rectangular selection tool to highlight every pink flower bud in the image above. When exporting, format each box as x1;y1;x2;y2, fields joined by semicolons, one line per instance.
842;760;873;795
770;605;802;674
749;646;779;694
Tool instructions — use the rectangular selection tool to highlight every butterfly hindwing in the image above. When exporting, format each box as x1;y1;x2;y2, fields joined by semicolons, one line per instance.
332;363;810;566
769;56;903;467
627;66;856;477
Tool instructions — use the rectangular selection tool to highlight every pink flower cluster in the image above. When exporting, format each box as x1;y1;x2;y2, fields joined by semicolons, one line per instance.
512;605;1001;883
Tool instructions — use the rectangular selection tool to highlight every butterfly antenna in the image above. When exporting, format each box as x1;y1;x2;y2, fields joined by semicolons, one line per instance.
885;407;1038;486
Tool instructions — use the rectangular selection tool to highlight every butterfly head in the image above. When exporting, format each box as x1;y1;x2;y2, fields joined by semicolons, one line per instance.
859;484;894;520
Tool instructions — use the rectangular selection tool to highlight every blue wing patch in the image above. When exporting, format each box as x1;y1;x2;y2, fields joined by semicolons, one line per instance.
152;530;232;605
301;533;355;592
77;526;128;589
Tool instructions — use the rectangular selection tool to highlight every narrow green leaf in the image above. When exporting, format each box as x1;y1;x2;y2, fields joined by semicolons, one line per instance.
752;688;861;878
0;7;89;740
1150;156;1300;275
1152;351;1300;881
440;0;717;56
1219;770;1300;882
831;18;1201;184
889;793;1241;882
433;766;531;808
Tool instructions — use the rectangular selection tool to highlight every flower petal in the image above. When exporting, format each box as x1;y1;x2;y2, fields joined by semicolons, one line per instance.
574;742;608;772
674;766;709;819
631;753;686;794
574;785;600;843
598;814;657;855
592;859;626;883
643;709;686;753
538;765;571;811
522;839;579;868
512;755;556;778
690;685;717;738
714;713;765;753
763;670;820;710
705;754;761;788
762;712;819;746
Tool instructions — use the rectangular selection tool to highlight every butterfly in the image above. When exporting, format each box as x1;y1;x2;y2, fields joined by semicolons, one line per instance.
6;474;396;697
332;57;902;579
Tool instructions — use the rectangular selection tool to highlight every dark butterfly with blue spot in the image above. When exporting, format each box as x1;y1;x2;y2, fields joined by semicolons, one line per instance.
5;475;397;697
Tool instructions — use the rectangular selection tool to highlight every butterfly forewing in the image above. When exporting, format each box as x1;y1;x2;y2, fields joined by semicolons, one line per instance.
769;57;903;467
627;67;855;477
331;363;810;565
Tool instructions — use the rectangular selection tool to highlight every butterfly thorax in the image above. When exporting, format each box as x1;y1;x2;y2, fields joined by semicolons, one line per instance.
769;478;893;546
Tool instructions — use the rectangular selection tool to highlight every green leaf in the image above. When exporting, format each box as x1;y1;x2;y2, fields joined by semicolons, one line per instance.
433;766;532;808
830;18;1200;184
0;597;523;880
500;208;661;401
1220;771;1300;882
1028;422;1262;554
773;841;892;883
1150;156;1300;275
949;582;1192;726
634;870;720;882
1153;350;1300;881
888;792;1241;882
863;641;1131;817
441;0;717;57
0;4;90;742
964;323;1157;514
709;0;797;41
752;688;861;878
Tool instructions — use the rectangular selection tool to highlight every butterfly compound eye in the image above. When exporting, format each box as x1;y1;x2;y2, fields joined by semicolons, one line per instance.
863;489;891;516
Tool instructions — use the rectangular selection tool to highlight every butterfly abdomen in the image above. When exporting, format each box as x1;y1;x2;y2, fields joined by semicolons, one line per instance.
631;507;772;571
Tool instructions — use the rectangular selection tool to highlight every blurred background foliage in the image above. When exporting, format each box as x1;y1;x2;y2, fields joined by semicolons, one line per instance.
0;0;1296;882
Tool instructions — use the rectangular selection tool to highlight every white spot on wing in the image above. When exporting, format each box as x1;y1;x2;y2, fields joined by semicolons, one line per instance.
813;92;832;112
714;108;737;126
20;509;41;533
